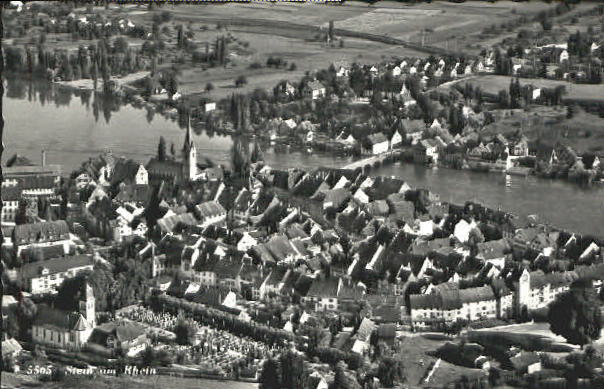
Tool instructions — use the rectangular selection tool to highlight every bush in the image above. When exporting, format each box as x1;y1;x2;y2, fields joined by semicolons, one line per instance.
249;62;263;70
235;75;248;88
529;307;549;322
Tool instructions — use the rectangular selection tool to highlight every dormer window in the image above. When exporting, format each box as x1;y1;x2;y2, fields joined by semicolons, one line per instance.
40;267;50;275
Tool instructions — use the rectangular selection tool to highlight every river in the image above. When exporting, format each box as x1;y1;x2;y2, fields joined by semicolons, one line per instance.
2;77;352;172
4;77;604;237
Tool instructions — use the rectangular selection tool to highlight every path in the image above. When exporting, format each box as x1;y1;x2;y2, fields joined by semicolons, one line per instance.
343;151;394;170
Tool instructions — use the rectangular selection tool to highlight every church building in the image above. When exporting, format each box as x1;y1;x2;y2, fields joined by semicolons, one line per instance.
31;283;96;350
146;119;199;184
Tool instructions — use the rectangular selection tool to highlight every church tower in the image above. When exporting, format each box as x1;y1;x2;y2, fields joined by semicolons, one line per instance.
79;282;96;328
183;116;197;181
516;268;531;316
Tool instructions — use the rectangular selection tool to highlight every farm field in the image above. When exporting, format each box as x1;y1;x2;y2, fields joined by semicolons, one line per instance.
117;1;564;99
11;1;567;101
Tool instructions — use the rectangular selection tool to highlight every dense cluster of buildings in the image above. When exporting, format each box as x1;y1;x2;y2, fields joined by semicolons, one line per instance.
4;119;601;368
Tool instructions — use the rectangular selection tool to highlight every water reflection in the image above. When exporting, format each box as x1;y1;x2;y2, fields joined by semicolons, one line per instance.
374;163;604;237
3;76;349;172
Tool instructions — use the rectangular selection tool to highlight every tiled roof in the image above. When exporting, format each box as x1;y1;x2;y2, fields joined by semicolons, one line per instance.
20;244;69;262
233;188;252;212
193;288;231;307
307;80;325;91
476;239;511;260
458;285;496;304
114;184;151;204
367;132;388;145
20;254;93;280
157;213;197;233
286;224;309;240
251;244;276;264
2;186;22;201
111;158;143;185
266;235;297;261
33;304;89;331
146;158;184;180
356;317;376;342
196;201;226;219
13;220;70;246
214;258;243;279
93;321;146;344
410;294;441;310
4;164;61;176
306;277;339;298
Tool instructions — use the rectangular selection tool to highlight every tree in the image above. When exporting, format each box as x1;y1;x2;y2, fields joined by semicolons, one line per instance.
251;140;263;163
174;319;196;345
157;136;167;161
548;279;602;347
235;75;248;88
259;357;281;389
230;137;250;182
16;297;37;340
114;37;128;53
328;20;335;42
205;82;215;93
15;199;28;225
280;350;309;389
377;357;405;387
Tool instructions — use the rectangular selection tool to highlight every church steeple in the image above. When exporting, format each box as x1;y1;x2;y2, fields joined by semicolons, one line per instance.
183;114;197;181
183;115;194;153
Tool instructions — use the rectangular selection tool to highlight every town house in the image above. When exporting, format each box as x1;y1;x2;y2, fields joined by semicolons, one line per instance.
363;133;389;155
195;201;227;228
19;254;94;295
12;220;73;257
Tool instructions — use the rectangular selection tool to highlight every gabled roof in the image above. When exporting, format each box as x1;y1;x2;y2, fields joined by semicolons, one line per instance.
306;80;325;91
356;317;376;342
111;158;143;185
114;184;151;204
13;220;70;246
146;158;184;180
20;254;93;280
214;258;243;279
157;213;197;233
458;285;496;304
266;235;298;261
196;201;226;219
366;132;388;145
306;277;339;298
476;239;511;260
33;304;89;332
193;288;233;307
2;186;22;201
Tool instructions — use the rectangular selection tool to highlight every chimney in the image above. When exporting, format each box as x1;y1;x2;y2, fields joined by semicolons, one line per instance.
41;150;47;166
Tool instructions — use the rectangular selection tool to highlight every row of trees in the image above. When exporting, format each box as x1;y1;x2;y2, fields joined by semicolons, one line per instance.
147;293;295;347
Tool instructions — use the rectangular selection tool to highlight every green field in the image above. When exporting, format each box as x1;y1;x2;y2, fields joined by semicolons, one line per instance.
460;75;604;102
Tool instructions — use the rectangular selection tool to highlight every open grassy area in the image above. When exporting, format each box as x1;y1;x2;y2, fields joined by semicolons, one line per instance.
395;334;484;387
0;372;257;389
460;75;604;102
